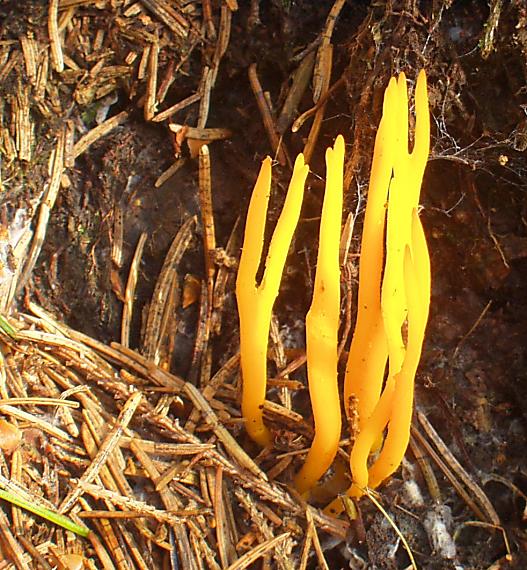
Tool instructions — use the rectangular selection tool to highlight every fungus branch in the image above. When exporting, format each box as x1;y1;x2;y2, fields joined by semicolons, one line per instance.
236;155;308;447
294;136;344;495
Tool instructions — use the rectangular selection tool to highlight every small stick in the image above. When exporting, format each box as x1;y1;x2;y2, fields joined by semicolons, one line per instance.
303;44;333;163
198;144;216;313
276;51;316;134
137;45;150;81
248;63;288;166
409;434;442;503
121;232;147;347
59;391;142;514
306;508;330;570
144;35;159;121
78;482;184;526
298;521;313;570
152;92;201;122
156;59;175;104
202;0;216;39
262;401;304;424
225;533;291;570
270;315;291;410
155;158;186;187
213;466;229;568
198;66;213;128
187;280;210;386
78;511;154;519
196;3;233;128
111;205;124;269
417;411;500;525
120;438;214;456
0;397;78;408
48;0;64;73
312;0;346;101
411;425;488;522
19;34;37;84
15;82;32;162
214;5;232;64
142;217;195;363
10;449;23;536
72;110;129;159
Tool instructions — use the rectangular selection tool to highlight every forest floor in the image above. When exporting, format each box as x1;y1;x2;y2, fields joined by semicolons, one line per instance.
0;1;526;568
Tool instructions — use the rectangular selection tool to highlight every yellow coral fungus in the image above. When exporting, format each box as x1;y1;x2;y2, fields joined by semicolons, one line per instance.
237;71;430;511
343;77;397;428
236;154;309;446
349;70;430;496
294;135;344;495
326;70;430;514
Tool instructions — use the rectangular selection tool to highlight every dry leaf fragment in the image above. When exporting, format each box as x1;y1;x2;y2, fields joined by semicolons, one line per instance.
59;554;85;570
0;419;21;453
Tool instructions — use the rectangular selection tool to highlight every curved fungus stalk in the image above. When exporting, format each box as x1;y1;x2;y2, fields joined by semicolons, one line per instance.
294;135;344;495
368;211;431;489
343;76;397;429
367;71;431;489
236;154;309;447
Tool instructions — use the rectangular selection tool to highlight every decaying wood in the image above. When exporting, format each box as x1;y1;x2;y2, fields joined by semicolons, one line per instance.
276;51;316;135
312;0;346;102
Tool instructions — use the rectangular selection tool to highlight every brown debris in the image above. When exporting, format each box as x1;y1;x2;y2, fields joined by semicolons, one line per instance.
72;111;129;159
0;0;524;568
248;63;289;166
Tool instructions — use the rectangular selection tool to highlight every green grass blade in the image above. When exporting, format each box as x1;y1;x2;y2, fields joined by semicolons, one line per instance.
0;488;89;537
0;315;17;339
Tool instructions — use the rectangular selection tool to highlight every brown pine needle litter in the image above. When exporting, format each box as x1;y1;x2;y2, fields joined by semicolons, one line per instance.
0;0;525;568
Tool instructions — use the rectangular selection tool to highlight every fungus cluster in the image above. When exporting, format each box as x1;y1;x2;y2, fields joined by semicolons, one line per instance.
236;71;430;509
